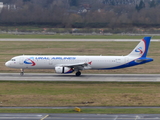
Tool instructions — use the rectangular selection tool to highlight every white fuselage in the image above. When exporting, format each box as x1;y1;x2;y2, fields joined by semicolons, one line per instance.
5;55;132;70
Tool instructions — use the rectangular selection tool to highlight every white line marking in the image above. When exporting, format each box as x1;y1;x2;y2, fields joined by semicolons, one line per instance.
40;115;49;120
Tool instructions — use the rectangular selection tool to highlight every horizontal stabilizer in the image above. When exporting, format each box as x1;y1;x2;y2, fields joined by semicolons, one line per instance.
135;57;153;63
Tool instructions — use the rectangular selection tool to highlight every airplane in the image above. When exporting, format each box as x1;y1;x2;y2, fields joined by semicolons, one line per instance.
5;37;153;76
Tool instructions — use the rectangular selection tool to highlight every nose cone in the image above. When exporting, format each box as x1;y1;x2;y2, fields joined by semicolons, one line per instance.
5;61;10;67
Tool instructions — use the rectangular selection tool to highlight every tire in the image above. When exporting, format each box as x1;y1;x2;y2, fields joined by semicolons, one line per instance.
75;71;81;76
20;72;24;76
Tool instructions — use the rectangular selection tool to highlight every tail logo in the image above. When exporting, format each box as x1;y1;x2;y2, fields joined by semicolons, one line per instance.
24;57;36;66
135;47;143;54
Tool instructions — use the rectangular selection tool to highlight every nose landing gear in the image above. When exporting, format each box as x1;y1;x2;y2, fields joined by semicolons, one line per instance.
20;69;24;76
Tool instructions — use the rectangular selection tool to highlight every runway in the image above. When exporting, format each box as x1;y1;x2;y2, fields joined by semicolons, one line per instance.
0;38;160;41
0;73;159;82
1;113;160;120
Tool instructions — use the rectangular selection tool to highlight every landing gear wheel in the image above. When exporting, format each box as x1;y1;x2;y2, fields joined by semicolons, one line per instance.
75;71;81;76
20;69;24;76
20;72;24;76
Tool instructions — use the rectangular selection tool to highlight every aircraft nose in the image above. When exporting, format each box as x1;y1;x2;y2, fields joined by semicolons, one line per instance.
5;61;10;67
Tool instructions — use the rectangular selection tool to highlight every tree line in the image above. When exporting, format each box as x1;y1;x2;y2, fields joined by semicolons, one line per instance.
0;0;160;28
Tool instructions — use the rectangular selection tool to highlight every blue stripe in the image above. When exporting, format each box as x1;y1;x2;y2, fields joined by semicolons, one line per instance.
142;37;151;57
99;58;153;70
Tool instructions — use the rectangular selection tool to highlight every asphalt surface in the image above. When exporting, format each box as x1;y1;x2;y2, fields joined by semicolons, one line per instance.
0;73;159;82
0;113;160;120
0;38;160;41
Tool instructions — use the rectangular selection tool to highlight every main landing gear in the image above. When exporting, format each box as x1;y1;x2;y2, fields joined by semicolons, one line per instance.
19;69;81;76
75;71;81;76
20;69;24;76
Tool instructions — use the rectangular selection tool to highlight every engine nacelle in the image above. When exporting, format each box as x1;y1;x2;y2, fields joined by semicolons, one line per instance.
55;66;74;74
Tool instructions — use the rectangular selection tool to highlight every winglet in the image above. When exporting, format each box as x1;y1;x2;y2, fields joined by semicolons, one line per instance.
127;37;151;58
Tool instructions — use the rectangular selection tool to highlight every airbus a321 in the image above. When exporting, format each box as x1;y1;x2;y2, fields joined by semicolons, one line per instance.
5;37;153;76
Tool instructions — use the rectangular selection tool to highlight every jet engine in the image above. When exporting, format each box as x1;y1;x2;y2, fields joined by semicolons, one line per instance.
55;66;74;74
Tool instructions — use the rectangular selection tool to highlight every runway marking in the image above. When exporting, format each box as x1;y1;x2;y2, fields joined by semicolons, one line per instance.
40;114;49;120
114;115;118;120
135;115;138;120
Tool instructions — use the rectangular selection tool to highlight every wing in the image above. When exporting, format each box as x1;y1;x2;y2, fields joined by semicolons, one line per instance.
55;62;89;70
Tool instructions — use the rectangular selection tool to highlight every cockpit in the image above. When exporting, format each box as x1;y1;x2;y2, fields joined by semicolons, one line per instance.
5;58;17;68
11;59;16;61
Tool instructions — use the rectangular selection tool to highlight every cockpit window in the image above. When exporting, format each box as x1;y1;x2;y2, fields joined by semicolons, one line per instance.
11;59;16;61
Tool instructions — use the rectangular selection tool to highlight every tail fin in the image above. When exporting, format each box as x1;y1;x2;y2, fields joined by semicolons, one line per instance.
127;37;151;58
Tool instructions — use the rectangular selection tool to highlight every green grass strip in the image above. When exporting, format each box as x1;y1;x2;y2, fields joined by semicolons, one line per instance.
0;108;160;114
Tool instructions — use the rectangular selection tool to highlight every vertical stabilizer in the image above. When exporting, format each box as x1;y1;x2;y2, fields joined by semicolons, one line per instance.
127;37;151;58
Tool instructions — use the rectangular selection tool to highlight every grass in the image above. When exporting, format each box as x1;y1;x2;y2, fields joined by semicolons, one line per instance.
0;33;160;39
0;82;160;107
1;108;160;114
